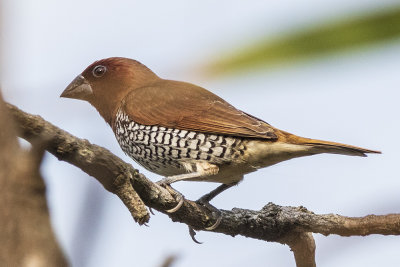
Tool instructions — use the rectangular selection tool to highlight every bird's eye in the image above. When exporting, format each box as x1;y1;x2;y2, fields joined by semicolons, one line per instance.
92;65;107;77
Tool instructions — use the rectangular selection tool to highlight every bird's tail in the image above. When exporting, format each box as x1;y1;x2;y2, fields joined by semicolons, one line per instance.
301;139;381;157
278;130;381;157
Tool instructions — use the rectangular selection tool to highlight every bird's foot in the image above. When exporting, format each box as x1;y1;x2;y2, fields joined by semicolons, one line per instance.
191;183;237;231
186;197;221;243
156;179;184;213
196;196;222;231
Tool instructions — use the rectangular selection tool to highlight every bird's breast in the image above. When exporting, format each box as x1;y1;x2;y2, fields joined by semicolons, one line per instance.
113;109;248;177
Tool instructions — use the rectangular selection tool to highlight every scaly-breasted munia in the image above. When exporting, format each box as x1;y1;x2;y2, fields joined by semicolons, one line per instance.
61;57;380;213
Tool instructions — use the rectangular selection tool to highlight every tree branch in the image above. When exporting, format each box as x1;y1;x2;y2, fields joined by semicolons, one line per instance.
284;232;316;267
6;103;150;225
6;102;400;267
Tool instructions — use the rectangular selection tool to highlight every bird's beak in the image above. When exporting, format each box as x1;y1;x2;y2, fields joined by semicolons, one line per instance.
60;75;93;100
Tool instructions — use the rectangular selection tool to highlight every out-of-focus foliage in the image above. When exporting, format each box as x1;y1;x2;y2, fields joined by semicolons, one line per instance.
208;6;400;75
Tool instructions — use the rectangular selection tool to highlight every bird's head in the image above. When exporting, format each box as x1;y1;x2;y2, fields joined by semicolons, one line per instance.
61;57;159;124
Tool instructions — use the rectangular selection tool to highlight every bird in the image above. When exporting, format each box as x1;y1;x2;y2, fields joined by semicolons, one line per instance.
61;57;380;217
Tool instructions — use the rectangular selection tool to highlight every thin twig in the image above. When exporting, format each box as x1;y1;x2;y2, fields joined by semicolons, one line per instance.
284;232;316;267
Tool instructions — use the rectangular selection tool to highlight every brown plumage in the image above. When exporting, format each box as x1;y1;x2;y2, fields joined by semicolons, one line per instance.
61;57;380;194
121;80;277;139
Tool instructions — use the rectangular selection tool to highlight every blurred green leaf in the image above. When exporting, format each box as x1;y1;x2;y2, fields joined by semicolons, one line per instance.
208;6;400;75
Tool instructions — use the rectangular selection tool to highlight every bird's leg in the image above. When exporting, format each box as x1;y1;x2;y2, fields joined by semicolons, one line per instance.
156;163;219;213
198;183;237;204
157;171;210;185
158;162;219;185
196;182;238;230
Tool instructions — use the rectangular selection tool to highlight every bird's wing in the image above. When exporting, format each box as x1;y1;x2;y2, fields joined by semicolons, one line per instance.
121;80;277;140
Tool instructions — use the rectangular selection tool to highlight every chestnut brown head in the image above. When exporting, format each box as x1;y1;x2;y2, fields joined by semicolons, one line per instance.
61;57;159;124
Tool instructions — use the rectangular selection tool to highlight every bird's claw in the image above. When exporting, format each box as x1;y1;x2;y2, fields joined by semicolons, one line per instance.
149;207;155;215
165;193;184;213
204;215;222;231
188;226;203;244
185;198;221;243
196;197;222;230
156;180;185;213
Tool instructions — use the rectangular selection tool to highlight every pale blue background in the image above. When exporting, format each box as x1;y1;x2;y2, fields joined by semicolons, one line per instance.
2;1;399;266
